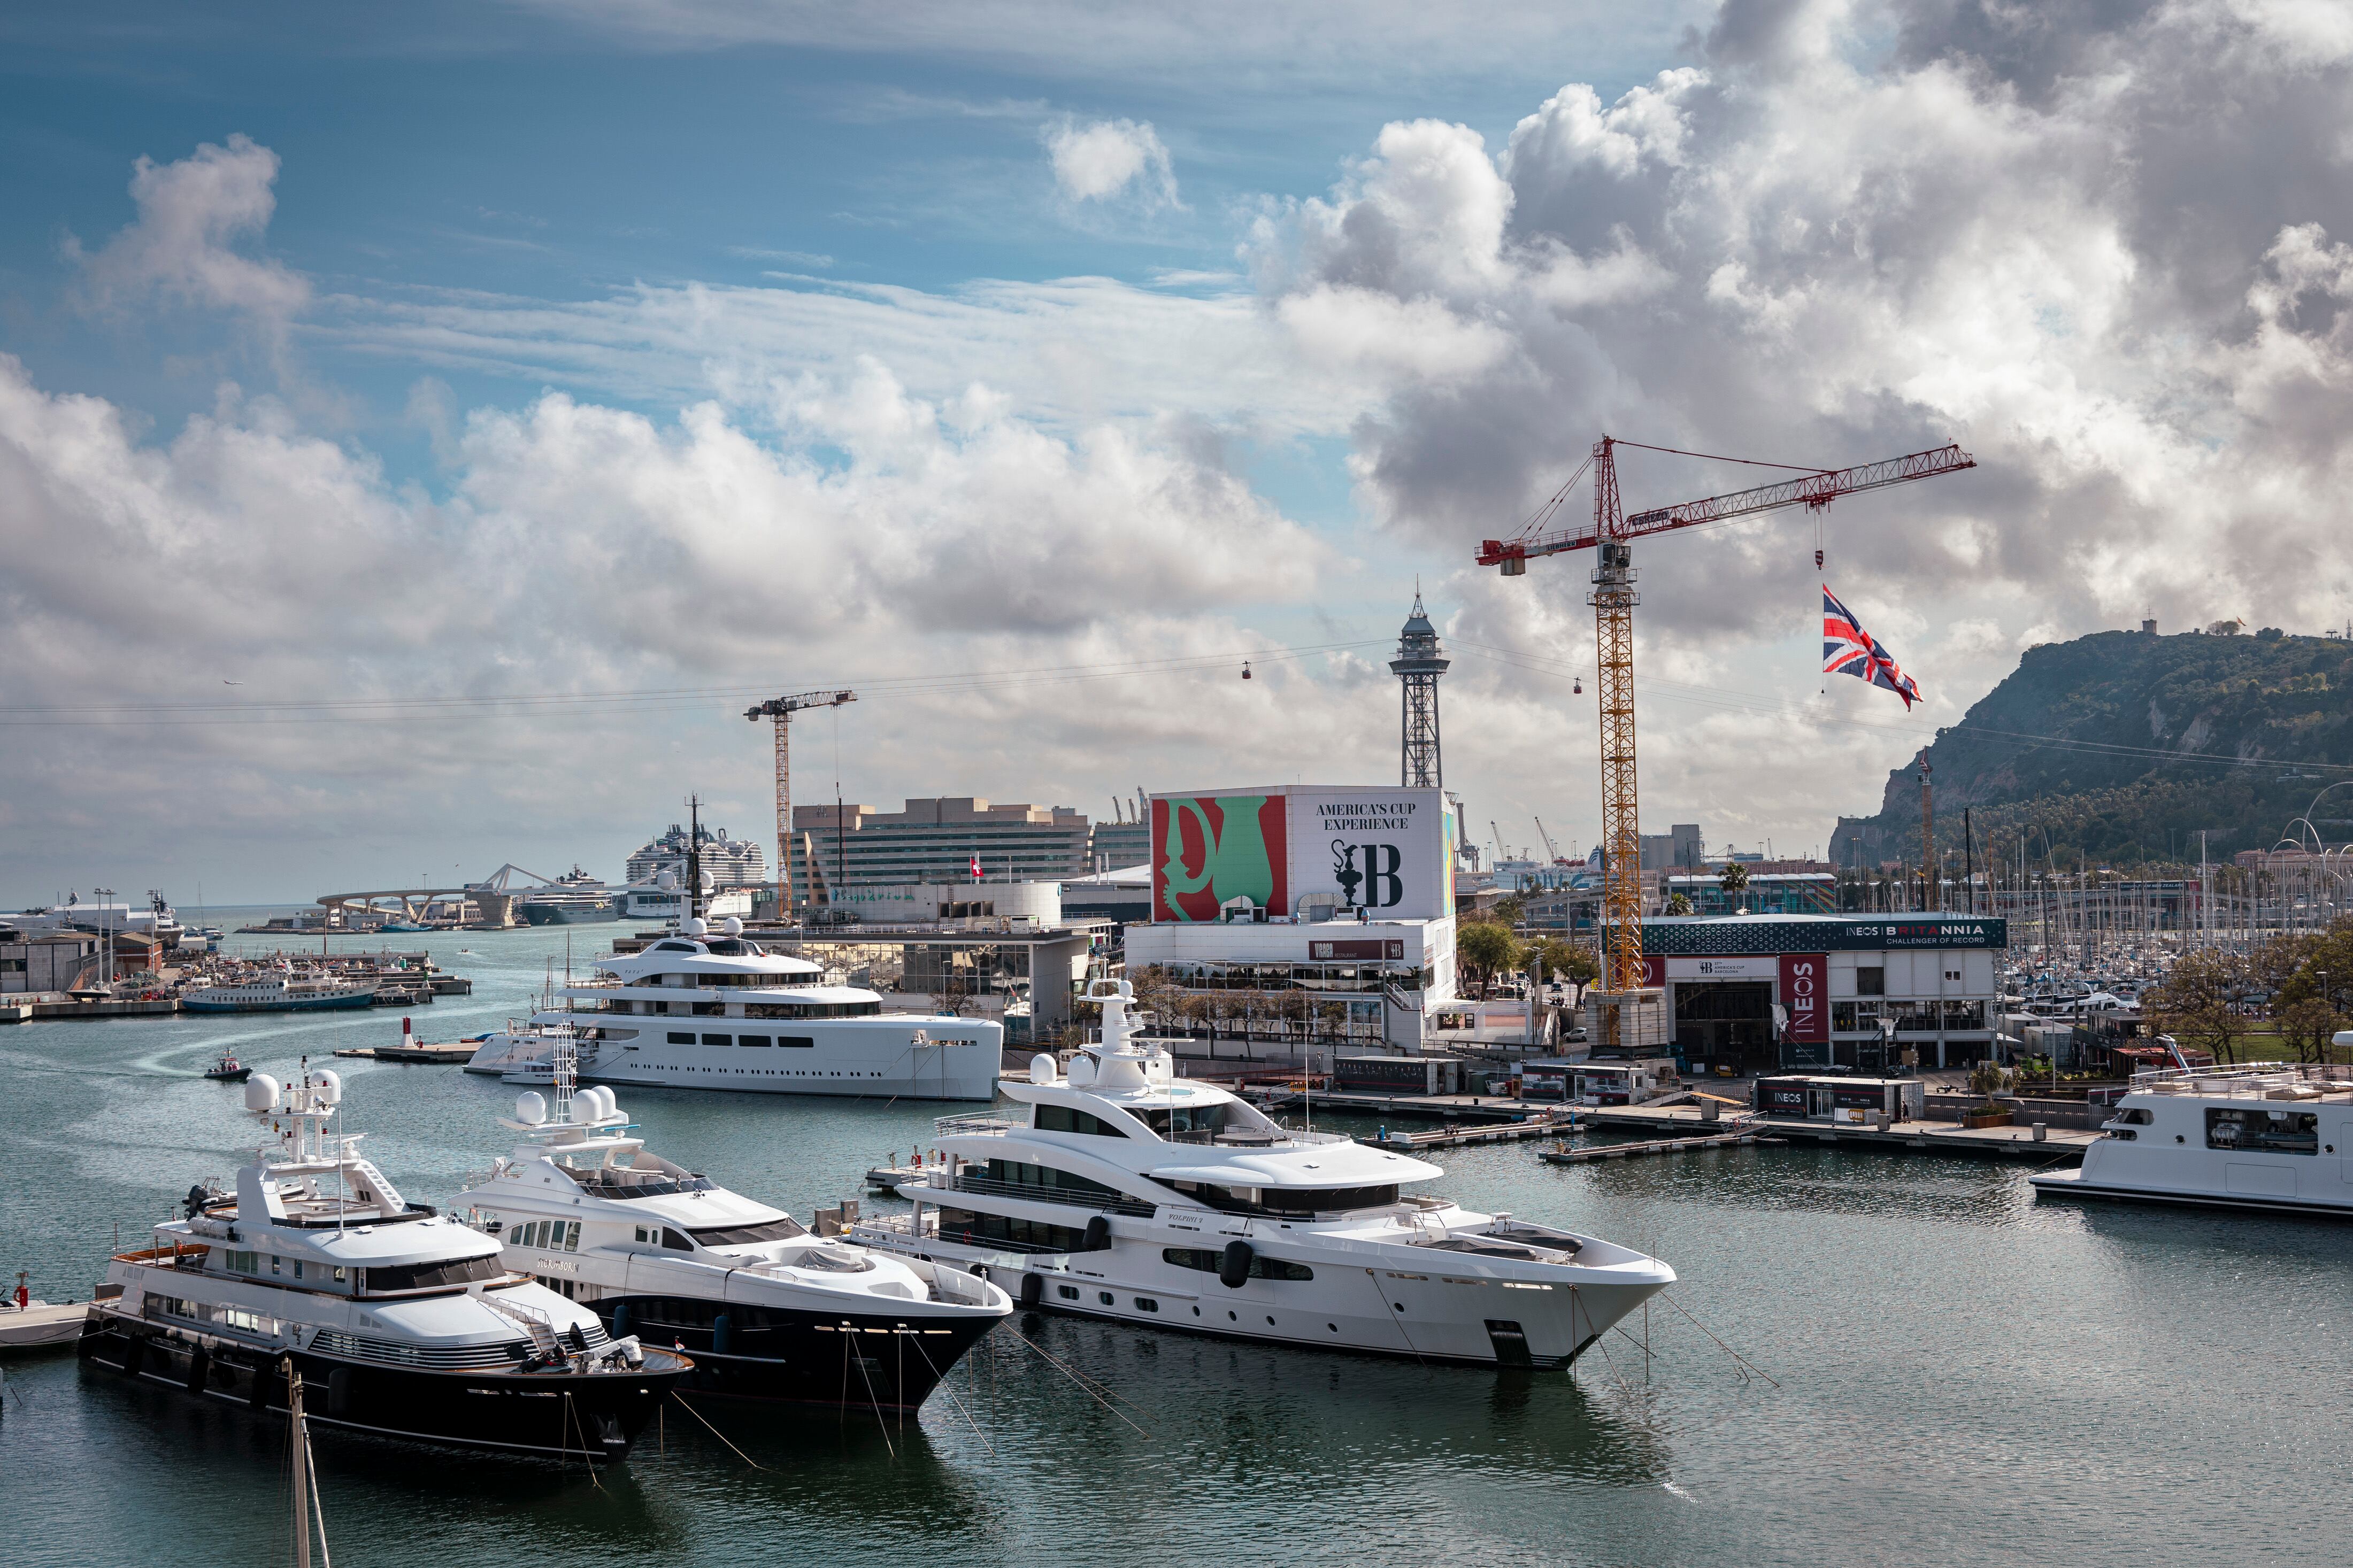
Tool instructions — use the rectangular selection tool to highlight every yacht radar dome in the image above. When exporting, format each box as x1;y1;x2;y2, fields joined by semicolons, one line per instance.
682;916;709;938
1029;1052;1059;1086
722;915;744;936
515;1091;548;1125
310;1068;342;1104
243;1073;280;1112
656;869;678;891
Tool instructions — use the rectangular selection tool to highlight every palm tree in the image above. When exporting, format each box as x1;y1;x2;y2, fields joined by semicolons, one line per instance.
1719;859;1750;909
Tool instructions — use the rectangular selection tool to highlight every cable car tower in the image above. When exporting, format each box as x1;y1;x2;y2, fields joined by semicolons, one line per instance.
1477;437;1974;1017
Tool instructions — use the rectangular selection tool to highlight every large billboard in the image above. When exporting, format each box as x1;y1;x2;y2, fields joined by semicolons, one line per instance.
1151;787;1451;922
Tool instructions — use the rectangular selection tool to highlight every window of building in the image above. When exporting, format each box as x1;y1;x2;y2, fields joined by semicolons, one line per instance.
2205;1107;2317;1154
1855;966;1885;996
1034;1104;1128;1138
1831;1001;1883;1032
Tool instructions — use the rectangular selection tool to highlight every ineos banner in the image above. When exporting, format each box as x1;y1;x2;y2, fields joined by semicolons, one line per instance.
1151;786;1451;922
1779;953;1828;1045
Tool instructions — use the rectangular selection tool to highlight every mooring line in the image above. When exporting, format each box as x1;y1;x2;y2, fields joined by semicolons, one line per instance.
1000;1323;1150;1438
910;1336;997;1458
1658;1293;1780;1388
671;1393;771;1470
849;1340;899;1461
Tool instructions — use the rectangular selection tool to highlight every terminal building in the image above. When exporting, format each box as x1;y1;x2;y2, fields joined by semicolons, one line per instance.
793;797;1093;892
1629;913;2006;1076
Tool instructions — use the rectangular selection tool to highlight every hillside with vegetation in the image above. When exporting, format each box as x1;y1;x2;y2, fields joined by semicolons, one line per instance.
1827;627;2353;871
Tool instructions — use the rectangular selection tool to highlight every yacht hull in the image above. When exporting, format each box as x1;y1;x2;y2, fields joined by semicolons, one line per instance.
78;1314;683;1464
862;1235;1665;1370
519;903;618;926
2028;1169;2353;1219
466;1030;999;1100
597;1295;998;1412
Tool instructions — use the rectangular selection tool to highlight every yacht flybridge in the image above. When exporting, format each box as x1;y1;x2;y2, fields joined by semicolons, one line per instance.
459;1031;1011;1412
79;1064;690;1463
464;916;1000;1100
852;980;1676;1369
2031;1061;2353;1217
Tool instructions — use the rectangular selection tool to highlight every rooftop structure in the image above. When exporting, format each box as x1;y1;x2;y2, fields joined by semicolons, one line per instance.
794;797;1091;890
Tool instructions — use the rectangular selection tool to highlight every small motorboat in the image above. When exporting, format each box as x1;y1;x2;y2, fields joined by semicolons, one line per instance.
1;1273;84;1353
202;1052;252;1083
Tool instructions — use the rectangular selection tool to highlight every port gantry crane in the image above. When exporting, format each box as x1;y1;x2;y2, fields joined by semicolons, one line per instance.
1534;817;1563;865
1476;436;1975;1023
744;689;856;919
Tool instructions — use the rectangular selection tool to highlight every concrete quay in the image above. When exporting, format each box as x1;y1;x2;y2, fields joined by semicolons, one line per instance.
0;998;178;1023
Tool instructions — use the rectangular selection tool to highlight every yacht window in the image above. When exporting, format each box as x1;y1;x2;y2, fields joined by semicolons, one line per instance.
662;1227;695;1252
1057;1284;1079;1300
1168;1182;1399;1217
652;941;697;953
667;1031;695;1044
979;1158;1124;1198
2205;1107;2318;1155
688;1216;808;1246
362;1255;502;1293
935;1207;1089;1253
1135;1102;1241;1140
702;1033;732;1046
332;1266;347;1283
271;1255;282;1275
1034;1104;1129;1138
739;1035;772;1048
779;1036;814;1048
1163;1248;1313;1281
2115;1108;2153;1125
221;1249;260;1274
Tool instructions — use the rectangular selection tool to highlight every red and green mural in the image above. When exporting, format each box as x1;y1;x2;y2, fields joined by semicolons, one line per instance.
1152;793;1288;921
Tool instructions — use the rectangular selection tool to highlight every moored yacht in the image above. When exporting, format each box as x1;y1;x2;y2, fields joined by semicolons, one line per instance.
2031;1060;2353;1217
181;973;375;1014
79;1064;691;1463
852;980;1675;1369
458;1032;1010;1411
464;916;1000;1101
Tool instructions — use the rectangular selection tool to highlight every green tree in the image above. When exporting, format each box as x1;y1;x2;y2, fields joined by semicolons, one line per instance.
1455;920;1523;999
1719;861;1750;900
1665;891;1695;915
2150;947;2249;1063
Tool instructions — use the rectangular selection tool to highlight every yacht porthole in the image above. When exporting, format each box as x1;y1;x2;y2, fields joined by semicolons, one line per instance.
1266;1316;1275;1326
2175;1135;2184;1143
1328;1323;1337;1332
1228;1310;1237;1321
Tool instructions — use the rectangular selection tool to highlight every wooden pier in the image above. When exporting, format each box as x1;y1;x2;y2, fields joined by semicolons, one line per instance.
1540;1127;1763;1163
1565;1103;2098;1163
330;1042;476;1064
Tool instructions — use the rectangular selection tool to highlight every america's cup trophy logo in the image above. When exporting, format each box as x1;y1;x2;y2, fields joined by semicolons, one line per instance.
1331;838;1365;910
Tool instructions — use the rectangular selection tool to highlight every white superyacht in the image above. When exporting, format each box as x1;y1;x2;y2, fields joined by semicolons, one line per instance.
853;979;1677;1369
464;916;1001;1100
458;1037;1011;1411
2031;1057;2353;1217
78;1064;690;1463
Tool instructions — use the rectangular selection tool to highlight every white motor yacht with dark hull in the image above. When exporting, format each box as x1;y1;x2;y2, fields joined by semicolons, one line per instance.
459;1037;1011;1413
853;980;1675;1370
78;1064;691;1464
465;916;999;1101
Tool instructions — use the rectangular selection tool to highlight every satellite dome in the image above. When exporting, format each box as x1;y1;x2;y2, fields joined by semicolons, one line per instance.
311;1068;342;1105
682;916;708;938
656;869;678;890
722;916;744;936
1029;1053;1059;1086
244;1073;281;1112
515;1091;548;1125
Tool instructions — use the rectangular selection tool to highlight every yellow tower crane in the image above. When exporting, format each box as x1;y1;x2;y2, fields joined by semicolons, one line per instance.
1477;437;1974;1039
744;689;856;918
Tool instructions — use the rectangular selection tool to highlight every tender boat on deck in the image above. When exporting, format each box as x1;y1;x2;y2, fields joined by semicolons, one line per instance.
79;1063;691;1463
852;979;1675;1369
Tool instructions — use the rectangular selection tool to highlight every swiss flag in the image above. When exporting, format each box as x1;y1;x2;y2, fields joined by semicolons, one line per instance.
969;854;982;882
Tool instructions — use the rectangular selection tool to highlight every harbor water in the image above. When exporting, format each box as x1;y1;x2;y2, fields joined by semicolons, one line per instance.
3;921;2348;1566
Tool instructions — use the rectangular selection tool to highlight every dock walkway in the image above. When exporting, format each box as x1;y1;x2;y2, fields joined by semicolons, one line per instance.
1570;1103;2096;1162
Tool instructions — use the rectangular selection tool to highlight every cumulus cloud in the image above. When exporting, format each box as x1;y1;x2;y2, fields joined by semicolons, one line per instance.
68;134;310;342
1044;117;1180;207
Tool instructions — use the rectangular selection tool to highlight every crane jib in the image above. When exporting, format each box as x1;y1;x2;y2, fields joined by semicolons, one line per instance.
1474;443;1974;563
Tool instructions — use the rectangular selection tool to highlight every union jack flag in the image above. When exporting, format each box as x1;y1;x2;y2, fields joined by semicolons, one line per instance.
1823;585;1921;708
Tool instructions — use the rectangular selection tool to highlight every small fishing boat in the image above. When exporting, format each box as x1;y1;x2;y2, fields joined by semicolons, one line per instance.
202;1051;252;1083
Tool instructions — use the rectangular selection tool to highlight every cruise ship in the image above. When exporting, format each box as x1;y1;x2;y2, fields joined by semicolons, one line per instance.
464;916;1000;1100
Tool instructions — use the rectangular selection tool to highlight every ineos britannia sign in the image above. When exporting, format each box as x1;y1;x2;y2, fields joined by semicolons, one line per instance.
1150;787;1452;922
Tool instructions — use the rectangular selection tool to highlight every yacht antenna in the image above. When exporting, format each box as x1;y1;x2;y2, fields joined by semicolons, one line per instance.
686;795;704;926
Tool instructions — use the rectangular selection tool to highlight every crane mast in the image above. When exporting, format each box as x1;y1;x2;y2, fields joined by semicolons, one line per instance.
744;689;856;920
1477;435;1975;1037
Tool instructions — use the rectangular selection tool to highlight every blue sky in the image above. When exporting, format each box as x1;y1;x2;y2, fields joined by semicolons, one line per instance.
4;2;2348;902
